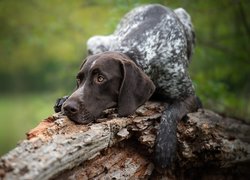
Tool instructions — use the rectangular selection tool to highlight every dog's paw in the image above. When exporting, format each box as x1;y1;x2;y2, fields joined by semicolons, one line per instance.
54;96;69;113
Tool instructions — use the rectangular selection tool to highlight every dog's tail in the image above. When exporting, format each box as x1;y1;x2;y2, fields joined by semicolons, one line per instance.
154;95;202;168
174;8;195;61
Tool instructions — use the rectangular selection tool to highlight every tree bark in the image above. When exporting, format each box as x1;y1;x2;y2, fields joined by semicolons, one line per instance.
0;101;249;180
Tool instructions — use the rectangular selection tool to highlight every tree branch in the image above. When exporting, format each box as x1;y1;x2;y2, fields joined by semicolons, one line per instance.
0;101;249;179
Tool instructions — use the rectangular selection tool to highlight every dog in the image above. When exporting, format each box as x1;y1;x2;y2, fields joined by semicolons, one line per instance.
54;4;201;168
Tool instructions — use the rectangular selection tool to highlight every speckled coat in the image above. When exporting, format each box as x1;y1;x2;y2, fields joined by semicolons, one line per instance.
87;4;196;100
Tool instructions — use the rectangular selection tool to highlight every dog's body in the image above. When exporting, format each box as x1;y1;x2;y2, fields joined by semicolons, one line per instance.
55;4;201;168
87;4;195;100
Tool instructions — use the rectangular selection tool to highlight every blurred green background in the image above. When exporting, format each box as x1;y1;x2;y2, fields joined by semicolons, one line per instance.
0;0;249;156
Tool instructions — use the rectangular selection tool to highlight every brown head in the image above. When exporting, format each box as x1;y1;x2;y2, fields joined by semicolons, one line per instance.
62;51;155;124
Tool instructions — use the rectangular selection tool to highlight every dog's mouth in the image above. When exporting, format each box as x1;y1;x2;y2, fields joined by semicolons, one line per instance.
63;106;96;124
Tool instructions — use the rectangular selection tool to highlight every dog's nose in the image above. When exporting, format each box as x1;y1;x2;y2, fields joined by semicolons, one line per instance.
63;101;79;115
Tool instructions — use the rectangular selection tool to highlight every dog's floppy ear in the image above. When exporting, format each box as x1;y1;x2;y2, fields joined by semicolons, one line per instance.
118;60;155;116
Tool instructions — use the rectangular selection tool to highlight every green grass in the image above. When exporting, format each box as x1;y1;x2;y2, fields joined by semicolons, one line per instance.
0;92;63;156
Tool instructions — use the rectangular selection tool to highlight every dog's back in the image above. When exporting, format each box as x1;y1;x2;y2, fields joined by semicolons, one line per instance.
174;8;195;61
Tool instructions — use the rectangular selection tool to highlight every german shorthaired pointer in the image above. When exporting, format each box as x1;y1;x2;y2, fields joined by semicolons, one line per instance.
54;4;201;168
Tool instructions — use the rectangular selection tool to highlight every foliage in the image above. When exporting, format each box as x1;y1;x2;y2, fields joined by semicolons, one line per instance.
0;0;249;155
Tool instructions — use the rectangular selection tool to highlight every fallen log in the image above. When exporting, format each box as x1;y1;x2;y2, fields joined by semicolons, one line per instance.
0;101;249;179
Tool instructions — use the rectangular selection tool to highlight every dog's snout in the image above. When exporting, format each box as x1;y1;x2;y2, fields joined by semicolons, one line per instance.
63;101;79;115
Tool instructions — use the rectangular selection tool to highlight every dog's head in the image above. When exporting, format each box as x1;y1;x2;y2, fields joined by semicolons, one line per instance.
62;51;155;124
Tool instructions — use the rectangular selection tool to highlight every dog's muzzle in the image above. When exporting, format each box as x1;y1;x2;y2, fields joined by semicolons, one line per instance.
62;101;95;124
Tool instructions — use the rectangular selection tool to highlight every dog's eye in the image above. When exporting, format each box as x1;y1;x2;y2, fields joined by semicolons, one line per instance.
95;75;105;83
97;75;104;82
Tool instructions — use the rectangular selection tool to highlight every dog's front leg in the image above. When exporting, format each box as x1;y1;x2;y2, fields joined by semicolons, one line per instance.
154;95;202;168
54;96;69;113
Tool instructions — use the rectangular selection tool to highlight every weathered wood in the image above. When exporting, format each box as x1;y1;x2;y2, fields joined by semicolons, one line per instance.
0;101;249;180
0;102;164;180
53;142;154;180
177;109;250;168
